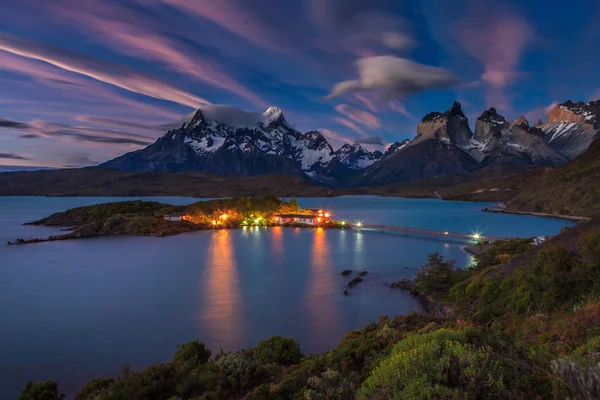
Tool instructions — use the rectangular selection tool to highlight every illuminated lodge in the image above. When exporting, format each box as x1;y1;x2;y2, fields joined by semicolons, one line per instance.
272;209;331;226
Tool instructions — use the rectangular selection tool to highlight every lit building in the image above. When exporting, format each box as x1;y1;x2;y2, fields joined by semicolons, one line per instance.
272;209;332;226
163;212;186;221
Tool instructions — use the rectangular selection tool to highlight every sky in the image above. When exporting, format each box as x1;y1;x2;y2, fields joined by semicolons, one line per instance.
1;0;600;168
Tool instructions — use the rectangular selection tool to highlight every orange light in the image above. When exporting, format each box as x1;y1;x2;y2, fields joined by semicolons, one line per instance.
275;216;280;221
317;217;321;222
324;213;330;218
212;220;217;225
220;214;228;220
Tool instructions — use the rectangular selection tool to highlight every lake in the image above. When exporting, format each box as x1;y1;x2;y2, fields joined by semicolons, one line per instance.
0;196;574;399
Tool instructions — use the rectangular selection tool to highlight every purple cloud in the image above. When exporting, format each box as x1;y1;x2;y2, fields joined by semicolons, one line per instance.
46;0;267;107
0;34;210;108
335;104;381;128
454;2;533;110
0;118;29;129
326;56;459;99
333;117;365;135
0;152;30;160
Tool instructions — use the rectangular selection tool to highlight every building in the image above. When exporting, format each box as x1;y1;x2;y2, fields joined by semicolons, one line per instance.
164;212;186;221
272;210;332;226
273;214;317;225
532;236;547;246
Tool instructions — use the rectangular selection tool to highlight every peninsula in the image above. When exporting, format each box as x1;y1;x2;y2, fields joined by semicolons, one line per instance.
8;196;343;245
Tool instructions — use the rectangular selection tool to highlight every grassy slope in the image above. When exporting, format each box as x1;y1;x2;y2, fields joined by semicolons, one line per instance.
0;168;334;197
506;139;600;216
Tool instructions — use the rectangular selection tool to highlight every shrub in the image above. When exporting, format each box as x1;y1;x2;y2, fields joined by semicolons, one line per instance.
358;329;506;400
173;341;212;368
75;378;114;400
253;336;303;365
214;351;267;393
413;253;462;297
18;381;63;400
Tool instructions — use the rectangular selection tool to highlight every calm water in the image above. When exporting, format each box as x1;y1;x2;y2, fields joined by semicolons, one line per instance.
0;196;574;399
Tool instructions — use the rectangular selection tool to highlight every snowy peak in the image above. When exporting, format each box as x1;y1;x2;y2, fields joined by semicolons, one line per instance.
547;100;600;128
542;99;600;159
261;106;286;126
334;143;383;170
384;139;410;157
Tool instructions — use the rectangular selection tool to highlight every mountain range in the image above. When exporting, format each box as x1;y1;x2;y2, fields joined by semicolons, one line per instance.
101;100;600;187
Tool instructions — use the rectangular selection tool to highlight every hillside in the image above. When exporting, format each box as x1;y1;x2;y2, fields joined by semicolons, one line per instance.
505;139;600;216
0;168;334;197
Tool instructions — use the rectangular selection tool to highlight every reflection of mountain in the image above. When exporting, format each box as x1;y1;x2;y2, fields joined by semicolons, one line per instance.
305;228;337;335
201;230;244;348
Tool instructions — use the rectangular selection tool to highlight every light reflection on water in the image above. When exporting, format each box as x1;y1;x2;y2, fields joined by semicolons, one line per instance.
305;228;337;336
201;230;244;349
0;196;575;399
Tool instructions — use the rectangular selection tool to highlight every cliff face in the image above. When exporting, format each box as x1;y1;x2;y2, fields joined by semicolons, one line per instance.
473;107;507;143
469;109;565;166
541;100;600;158
413;101;472;147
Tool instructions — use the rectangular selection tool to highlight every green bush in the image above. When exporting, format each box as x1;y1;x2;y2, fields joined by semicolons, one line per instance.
18;381;63;400
173;341;212;368
75;378;114;400
253;336;303;365
358;329;506;400
414;253;466;298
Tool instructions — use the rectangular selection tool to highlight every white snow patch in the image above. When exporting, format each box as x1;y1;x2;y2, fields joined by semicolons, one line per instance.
298;146;333;170
184;136;226;153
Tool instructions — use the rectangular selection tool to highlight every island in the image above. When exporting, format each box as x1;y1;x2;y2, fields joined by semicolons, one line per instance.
8;196;345;245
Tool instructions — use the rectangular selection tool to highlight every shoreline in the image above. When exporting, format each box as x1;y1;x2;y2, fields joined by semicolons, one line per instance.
481;206;587;222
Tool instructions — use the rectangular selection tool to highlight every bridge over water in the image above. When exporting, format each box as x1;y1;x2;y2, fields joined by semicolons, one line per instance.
351;223;507;243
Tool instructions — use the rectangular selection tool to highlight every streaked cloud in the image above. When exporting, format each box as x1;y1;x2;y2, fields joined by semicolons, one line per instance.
0;152;31;160
333;117;365;135
46;1;266;107
335;104;380;128
318;128;354;150
388;101;416;120
0;118;29;129
0;34;210;108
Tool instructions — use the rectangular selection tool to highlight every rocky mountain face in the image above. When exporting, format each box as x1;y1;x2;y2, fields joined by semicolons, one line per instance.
468;108;566;166
356;103;478;185
413;101;472;148
540;100;600;158
101;99;600;188
334;143;383;170
101;106;378;183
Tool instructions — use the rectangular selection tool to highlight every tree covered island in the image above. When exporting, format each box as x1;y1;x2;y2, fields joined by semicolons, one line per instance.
9;196;343;245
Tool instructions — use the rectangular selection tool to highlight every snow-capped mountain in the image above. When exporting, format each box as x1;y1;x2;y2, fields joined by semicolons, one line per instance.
467;109;566;166
540;100;600;158
334;143;383;170
100;105;380;183
100;100;599;188
356;102;480;185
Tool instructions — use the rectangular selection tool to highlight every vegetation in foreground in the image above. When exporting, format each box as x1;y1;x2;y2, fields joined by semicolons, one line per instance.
20;215;600;399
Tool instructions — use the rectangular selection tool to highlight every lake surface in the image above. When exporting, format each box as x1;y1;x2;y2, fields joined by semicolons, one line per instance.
0;196;574;399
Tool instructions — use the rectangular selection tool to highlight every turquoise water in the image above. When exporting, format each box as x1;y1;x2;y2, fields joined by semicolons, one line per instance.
0;196;574;398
